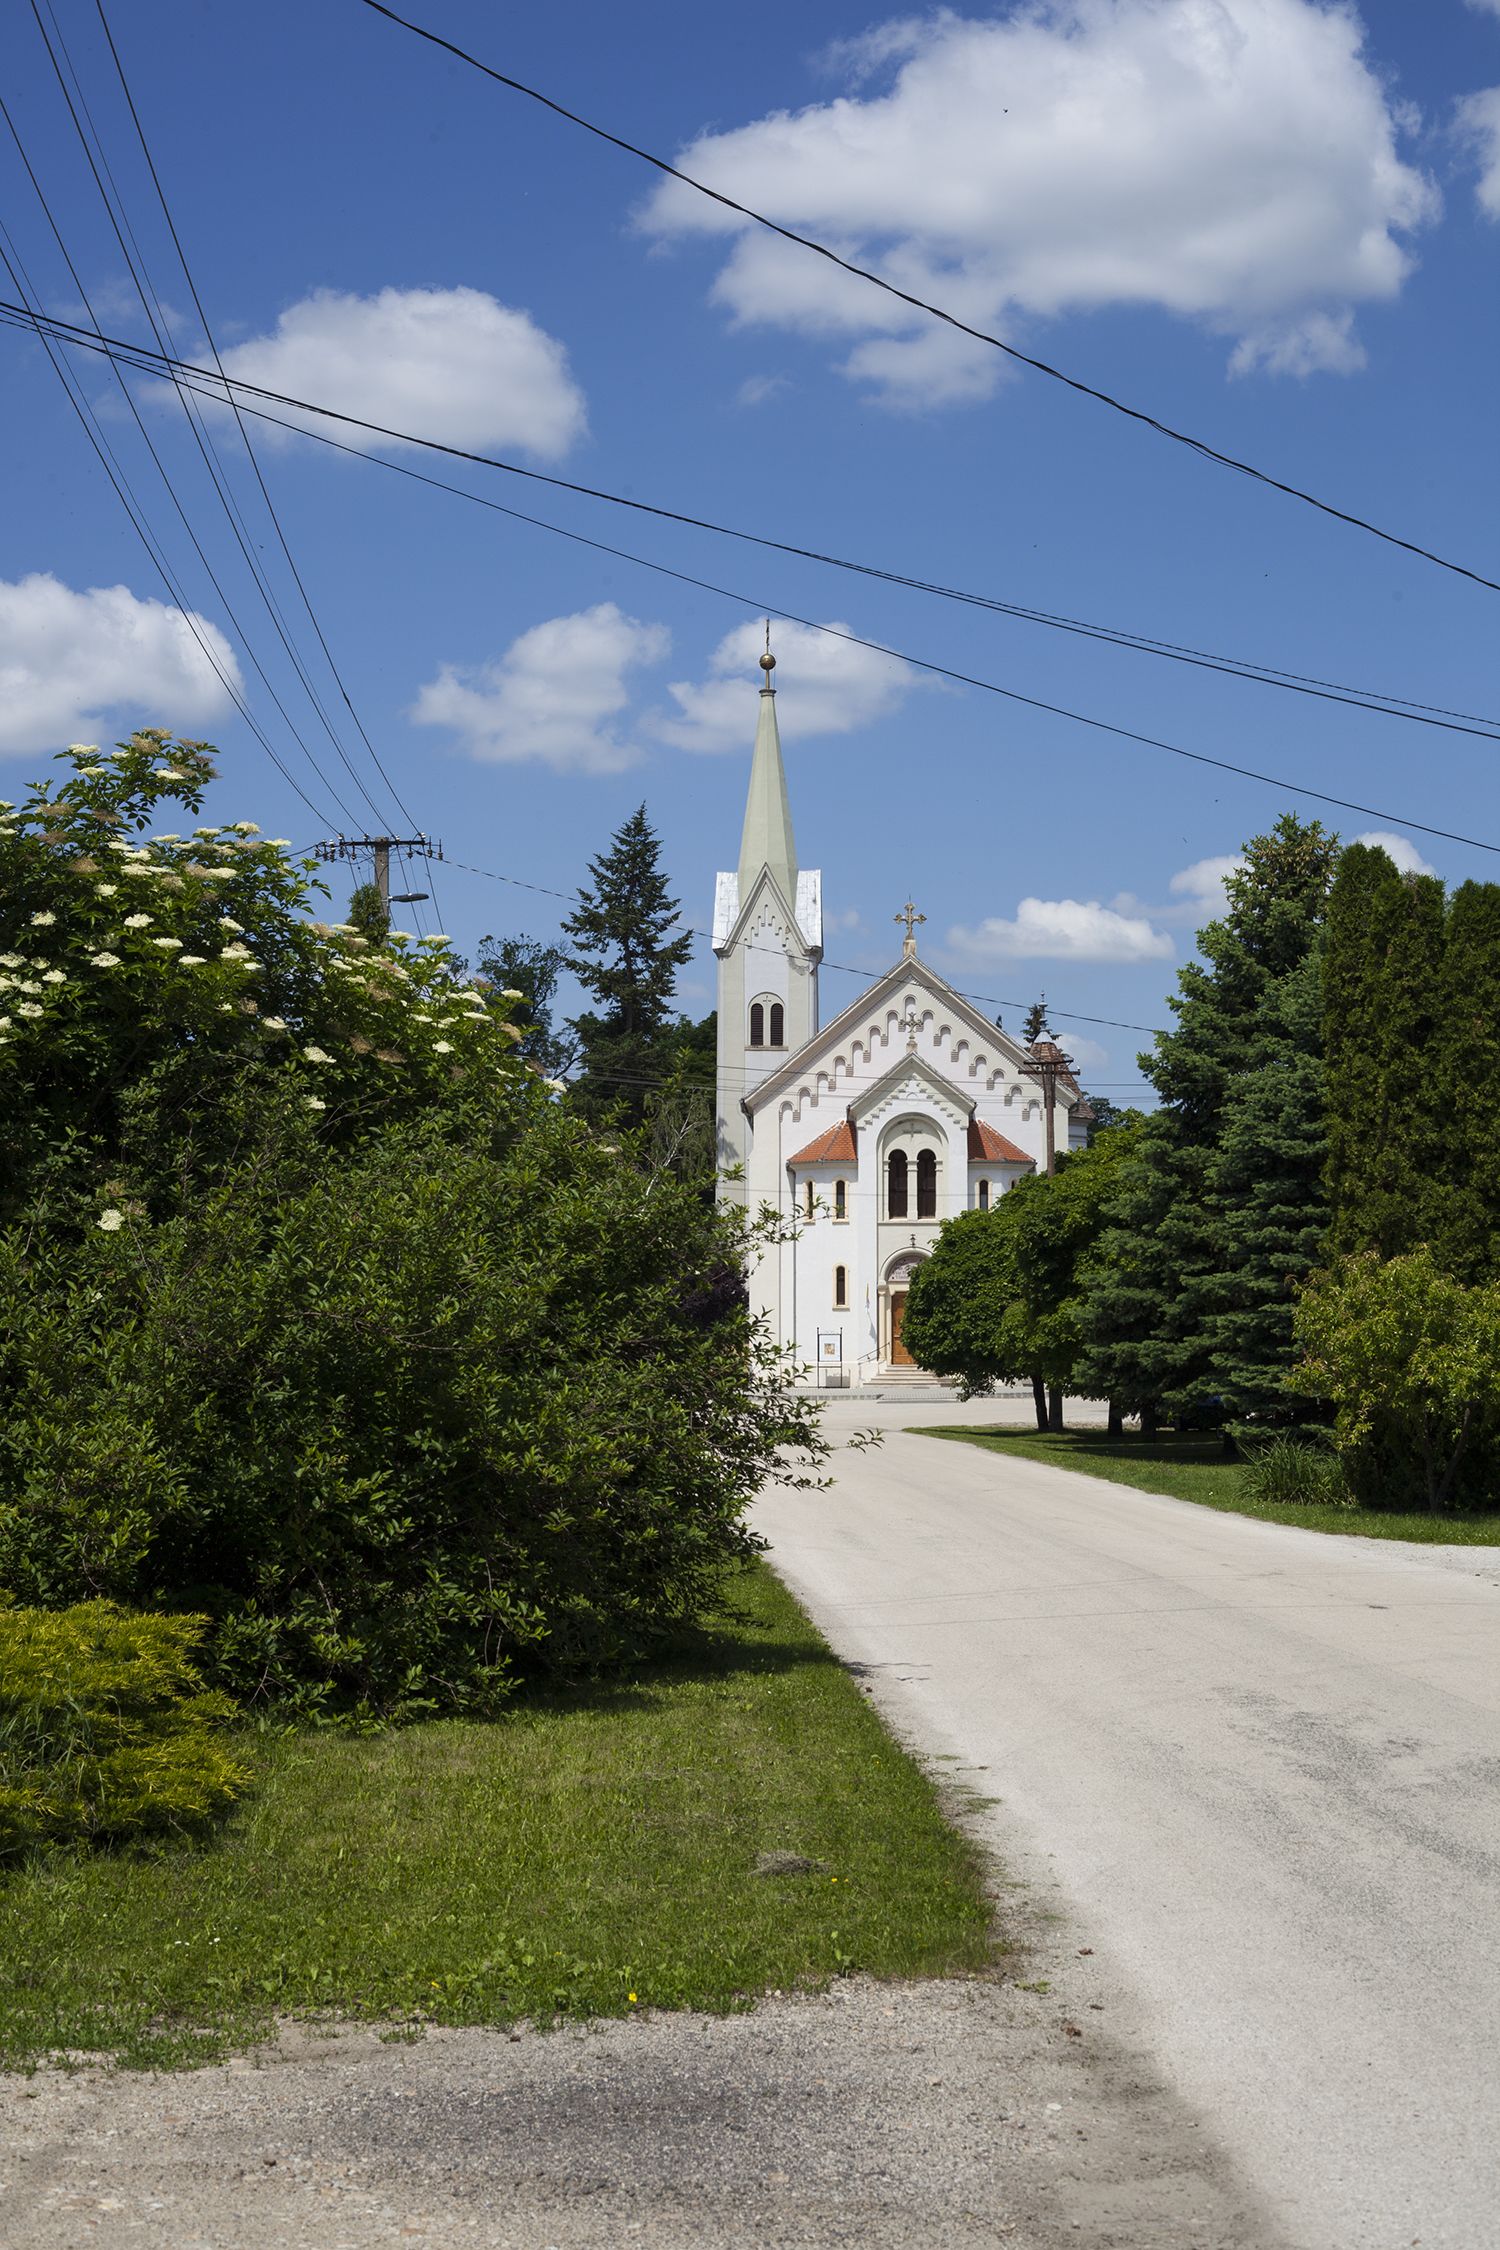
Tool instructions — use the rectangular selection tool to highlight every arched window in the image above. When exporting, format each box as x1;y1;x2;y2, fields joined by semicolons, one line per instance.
834;1179;847;1221
769;1001;785;1046
834;1264;848;1308
749;1001;765;1048
917;1148;937;1218
977;1179;990;1212
887;1148;909;1218
804;1179;815;1220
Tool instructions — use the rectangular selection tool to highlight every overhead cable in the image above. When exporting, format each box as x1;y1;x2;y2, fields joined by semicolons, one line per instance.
26;0;392;834
5;298;1493;746
0;217;337;822
5;302;1494;856
91;0;427;843
353;0;1500;601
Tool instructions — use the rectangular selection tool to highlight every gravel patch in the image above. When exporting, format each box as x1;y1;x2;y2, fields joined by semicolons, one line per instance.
0;1968;1274;2250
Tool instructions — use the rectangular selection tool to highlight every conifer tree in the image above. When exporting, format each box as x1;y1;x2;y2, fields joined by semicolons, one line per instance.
1021;994;1051;1044
1196;947;1329;1430
1431;881;1500;1281
563;806;694;1127
1080;814;1338;1427
1324;845;1446;1260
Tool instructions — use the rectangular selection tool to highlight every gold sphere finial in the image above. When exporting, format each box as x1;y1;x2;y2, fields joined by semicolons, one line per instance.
759;620;776;680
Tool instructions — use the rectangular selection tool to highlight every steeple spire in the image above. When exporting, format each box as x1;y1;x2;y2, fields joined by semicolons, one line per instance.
737;624;798;898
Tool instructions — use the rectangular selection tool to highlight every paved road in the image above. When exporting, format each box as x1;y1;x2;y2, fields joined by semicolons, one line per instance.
757;1404;1500;2250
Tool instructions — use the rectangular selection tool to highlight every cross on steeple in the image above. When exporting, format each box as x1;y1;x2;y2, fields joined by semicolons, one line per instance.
896;899;926;956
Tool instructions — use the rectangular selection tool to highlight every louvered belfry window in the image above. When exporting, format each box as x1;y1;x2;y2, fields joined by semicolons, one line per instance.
917;1148;937;1218
887;1148;909;1217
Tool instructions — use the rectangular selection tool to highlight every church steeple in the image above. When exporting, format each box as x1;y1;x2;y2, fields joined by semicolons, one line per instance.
712;632;821;1201
737;633;798;899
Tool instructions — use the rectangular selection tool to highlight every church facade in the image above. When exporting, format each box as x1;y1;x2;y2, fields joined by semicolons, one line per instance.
713;645;1089;1387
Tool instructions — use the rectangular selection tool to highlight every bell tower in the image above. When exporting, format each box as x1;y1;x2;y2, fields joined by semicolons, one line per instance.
711;635;821;1197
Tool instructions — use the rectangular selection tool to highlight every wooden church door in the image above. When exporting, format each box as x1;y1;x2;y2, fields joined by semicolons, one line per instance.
890;1292;914;1365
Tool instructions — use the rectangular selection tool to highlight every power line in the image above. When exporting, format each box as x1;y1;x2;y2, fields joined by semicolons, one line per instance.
0;84;360;826
90;0;426;848
4;297;1493;748
447;855;1167;1033
7;301;1495;857
25;0;388;834
0;215;337;823
354;0;1500;602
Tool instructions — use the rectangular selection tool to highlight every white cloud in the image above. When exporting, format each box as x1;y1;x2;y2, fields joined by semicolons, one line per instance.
1457;85;1500;219
735;372;791;406
1064;1031;1110;1074
0;573;239;757
1465;1;1500;19
207;287;586;458
1352;830;1437;876
1169;852;1245;910
641;0;1437;404
652;617;915;750
410;603;668;773
947;897;1175;963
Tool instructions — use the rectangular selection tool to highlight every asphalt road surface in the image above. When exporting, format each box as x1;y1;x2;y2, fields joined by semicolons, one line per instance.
757;1402;1500;2250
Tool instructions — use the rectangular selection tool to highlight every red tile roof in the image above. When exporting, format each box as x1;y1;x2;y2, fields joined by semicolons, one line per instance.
968;1119;1033;1165
789;1120;857;1165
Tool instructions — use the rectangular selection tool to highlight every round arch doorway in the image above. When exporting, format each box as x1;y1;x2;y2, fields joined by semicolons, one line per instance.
882;1249;927;1367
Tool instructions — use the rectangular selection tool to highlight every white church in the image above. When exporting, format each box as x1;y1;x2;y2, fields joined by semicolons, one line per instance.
714;642;1090;1387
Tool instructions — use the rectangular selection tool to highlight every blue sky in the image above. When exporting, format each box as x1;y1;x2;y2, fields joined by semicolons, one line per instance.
3;0;1499;1099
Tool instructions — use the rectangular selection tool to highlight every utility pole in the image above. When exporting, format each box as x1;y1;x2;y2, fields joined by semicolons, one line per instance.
1023;1035;1076;1436
1025;1037;1076;1177
315;833;443;911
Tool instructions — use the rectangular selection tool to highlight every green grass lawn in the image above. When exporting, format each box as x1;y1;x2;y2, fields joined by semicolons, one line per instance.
912;1426;1500;1545
0;1565;993;2071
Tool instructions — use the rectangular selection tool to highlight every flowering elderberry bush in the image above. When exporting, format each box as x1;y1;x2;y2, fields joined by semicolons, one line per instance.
0;737;821;1720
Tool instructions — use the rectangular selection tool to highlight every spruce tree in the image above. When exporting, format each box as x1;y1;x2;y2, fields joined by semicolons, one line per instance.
1196;947;1329;1431
563;806;694;1127
1324;845;1446;1260
1432;882;1500;1280
1022;994;1051;1044
1080;814;1338;1427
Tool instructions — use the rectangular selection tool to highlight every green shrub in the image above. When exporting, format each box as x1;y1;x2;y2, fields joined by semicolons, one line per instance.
0;1602;247;1862
1296;1249;1500;1512
0;1086;816;1721
1243;1437;1351;1509
0;739;823;1721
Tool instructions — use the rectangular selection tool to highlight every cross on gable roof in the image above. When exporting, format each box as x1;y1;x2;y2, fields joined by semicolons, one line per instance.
741;950;1048;1116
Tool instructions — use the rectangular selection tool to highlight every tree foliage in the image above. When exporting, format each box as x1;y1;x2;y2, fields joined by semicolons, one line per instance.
563;805;694;1127
1197;948;1329;1432
0;741;820;1720
1080;815;1338;1426
474;931;573;1078
346;879;390;944
1296;1250;1500;1512
904;1120;1142;1405
1324;844;1447;1264
1436;881;1500;1280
